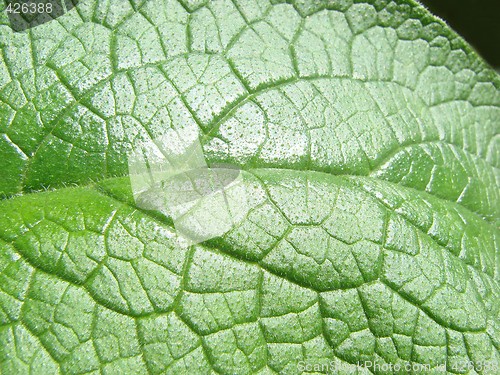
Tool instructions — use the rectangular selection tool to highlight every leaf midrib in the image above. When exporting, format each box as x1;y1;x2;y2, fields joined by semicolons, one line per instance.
0;173;493;338
6;59;498;200
2;167;498;286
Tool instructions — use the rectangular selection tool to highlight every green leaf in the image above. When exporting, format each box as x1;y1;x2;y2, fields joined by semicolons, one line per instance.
0;0;499;374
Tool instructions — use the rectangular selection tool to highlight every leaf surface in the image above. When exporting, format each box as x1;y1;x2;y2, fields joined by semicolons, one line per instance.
0;0;499;374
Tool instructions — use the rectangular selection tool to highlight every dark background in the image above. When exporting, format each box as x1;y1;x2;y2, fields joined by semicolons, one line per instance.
419;0;500;69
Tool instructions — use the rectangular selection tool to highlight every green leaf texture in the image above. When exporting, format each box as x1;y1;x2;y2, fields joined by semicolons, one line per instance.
0;0;499;374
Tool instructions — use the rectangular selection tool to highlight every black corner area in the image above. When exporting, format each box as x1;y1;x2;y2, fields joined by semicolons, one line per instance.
419;0;500;68
4;0;79;32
